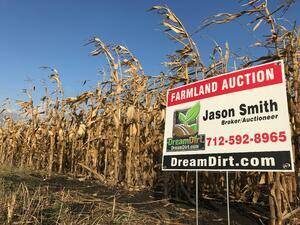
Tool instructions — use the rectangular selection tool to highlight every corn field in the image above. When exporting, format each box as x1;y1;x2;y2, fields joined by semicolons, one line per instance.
0;1;299;224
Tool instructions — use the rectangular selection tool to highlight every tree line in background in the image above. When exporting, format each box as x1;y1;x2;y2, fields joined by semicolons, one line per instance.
0;1;299;224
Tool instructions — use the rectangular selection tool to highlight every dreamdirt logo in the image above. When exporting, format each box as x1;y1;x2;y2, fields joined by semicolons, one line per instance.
173;102;200;138
167;102;205;152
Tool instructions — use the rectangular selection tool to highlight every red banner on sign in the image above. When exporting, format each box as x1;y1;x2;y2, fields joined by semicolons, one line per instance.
167;61;283;107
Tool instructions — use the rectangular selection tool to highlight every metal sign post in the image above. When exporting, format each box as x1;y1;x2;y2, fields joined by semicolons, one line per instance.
196;171;199;225
196;171;230;225
226;171;230;225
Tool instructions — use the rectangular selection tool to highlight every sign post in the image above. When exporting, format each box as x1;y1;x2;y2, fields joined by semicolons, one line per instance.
196;171;199;225
162;60;294;224
226;171;230;225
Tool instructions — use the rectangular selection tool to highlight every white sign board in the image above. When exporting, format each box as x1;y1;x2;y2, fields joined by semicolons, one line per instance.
162;60;294;171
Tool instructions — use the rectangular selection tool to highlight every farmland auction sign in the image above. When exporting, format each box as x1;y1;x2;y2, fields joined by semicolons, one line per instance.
162;60;294;171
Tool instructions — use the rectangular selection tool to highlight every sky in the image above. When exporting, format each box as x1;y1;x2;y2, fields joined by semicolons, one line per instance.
0;0;299;107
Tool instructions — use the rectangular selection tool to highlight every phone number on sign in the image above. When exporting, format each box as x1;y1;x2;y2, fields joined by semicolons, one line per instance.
206;131;287;146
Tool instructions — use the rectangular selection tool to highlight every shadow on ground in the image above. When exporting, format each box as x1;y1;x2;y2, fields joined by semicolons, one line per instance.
0;168;265;225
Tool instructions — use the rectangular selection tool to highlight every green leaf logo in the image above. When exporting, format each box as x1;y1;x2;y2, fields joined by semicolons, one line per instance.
177;102;201;126
178;112;187;123
190;124;198;132
185;102;200;123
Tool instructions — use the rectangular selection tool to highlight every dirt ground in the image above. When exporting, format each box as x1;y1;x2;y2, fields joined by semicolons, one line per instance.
0;167;294;225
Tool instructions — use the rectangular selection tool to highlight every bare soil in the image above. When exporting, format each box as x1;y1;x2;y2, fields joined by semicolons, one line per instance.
0;168;273;224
